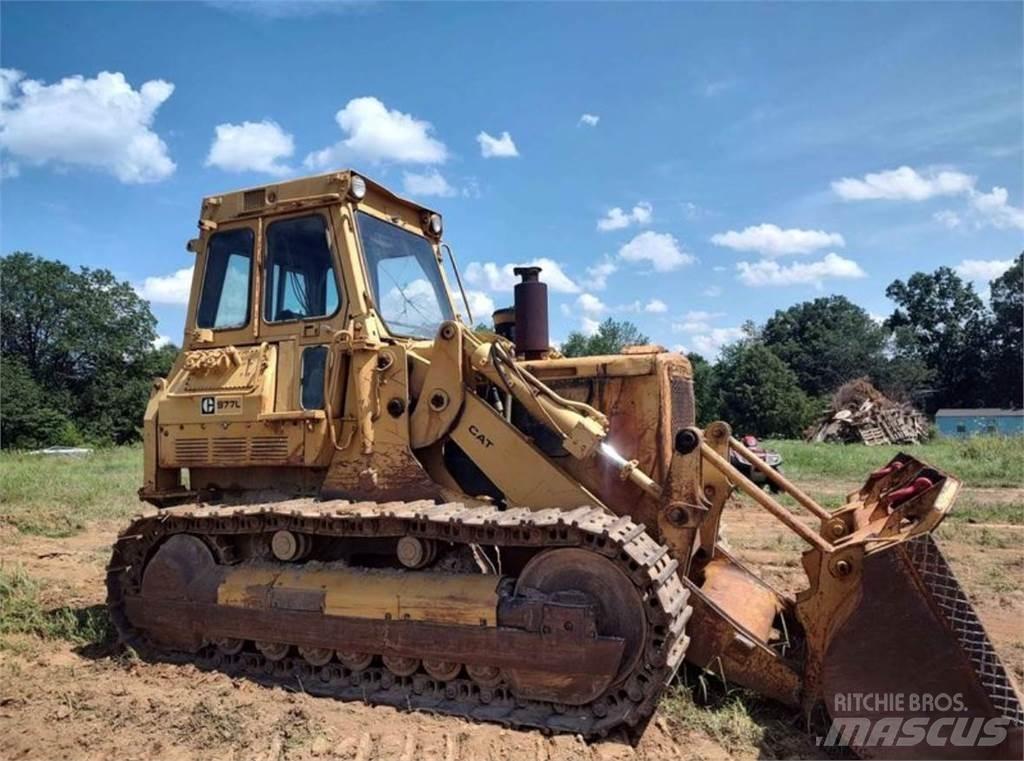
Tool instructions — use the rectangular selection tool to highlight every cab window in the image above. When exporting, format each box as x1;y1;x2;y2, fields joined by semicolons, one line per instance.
357;211;454;338
197;228;254;330
264;215;340;323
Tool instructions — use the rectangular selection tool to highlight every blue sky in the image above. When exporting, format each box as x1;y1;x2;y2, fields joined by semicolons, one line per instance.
2;1;1021;355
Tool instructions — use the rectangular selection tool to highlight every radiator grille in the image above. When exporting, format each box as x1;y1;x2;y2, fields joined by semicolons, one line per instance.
211;438;247;463
174;438;209;464
169;435;291;465
250;436;290;462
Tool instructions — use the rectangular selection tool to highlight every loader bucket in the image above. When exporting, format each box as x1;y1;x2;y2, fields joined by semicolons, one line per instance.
691;437;1023;760
820;534;1023;759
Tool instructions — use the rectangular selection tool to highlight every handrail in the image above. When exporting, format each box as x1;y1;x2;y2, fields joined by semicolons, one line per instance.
700;441;833;553
441;243;474;326
728;436;832;521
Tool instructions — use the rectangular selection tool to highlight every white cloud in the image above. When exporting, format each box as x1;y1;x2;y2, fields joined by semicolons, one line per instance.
476;130;519;158
644;299;667;314
702;78;736;97
205;120;293;176
461;177;482;199
672;310;724;334
136;266;193;305
0;69;175;183
683;310;723;322
736;253;866;288
581;257;617;291
703;285;722;298
465;258;579;294
454;289;496;322
831;166;975;201
710;223;844;257
580;316;601;336
618;231;694;272
305;96;447;169
152;335;173;349
690;327;745;357
682;201;707;221
933;210;962;229
0;158;18;179
578;114;600;127
576;293;606;314
597;202;653;232
970;187;1024;230
954;258;1015;282
668;309;739;358
402;169;456;198
675;319;710;334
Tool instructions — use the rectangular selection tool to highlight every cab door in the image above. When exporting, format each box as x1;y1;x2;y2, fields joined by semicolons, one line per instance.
258;209;348;466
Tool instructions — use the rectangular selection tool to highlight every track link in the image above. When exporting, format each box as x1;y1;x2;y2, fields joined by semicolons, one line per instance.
107;499;691;737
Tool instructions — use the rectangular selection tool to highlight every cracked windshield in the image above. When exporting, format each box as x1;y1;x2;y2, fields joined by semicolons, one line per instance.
358;211;453;338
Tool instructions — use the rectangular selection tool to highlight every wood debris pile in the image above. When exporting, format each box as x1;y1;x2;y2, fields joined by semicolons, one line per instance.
806;378;928;445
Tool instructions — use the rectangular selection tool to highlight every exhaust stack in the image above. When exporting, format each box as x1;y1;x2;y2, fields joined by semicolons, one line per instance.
513;266;549;360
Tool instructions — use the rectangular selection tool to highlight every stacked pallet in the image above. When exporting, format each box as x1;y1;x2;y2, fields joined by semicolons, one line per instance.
807;378;928;445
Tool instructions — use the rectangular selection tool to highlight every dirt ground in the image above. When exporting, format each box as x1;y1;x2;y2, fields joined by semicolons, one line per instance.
1;483;1021;761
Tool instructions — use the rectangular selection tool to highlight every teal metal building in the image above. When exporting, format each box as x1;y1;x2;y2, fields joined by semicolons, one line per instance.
935;408;1024;437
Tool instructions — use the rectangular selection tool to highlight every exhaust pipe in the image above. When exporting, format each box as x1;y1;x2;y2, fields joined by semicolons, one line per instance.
512;266;549;360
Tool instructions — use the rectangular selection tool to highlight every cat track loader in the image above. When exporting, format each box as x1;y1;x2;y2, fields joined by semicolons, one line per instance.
108;170;1022;758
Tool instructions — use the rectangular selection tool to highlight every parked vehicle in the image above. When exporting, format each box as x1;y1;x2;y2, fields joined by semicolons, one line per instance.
729;434;783;492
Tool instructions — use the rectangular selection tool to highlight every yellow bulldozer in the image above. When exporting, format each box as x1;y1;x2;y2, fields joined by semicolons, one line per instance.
108;170;1022;758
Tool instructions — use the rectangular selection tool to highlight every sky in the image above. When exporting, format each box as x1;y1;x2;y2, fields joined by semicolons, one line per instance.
2;1;1022;356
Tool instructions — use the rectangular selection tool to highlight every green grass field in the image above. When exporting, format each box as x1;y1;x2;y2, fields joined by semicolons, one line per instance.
0;438;1020;538
0;446;142;537
768;436;1023;488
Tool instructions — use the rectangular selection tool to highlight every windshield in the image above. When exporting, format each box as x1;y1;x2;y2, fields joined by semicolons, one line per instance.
357;211;454;338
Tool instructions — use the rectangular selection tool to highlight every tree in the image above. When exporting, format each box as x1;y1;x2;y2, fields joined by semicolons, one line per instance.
561;318;649;358
1;252;170;447
987;253;1023;407
715;341;818;438
885;267;990;410
872;325;936;403
0;357;81;449
687;352;721;425
761;296;886;397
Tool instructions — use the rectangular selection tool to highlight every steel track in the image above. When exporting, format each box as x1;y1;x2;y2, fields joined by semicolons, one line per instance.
106;499;692;738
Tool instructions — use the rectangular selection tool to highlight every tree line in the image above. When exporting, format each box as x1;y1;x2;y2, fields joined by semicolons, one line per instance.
1;252;177;449
564;254;1022;438
1;251;1020;448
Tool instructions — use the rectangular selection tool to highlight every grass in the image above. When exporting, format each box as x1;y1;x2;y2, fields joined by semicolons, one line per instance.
768;436;1024;489
661;687;764;756
661;675;848;759
0;439;1017;541
177;699;252;747
946;499;1024;525
0;565;114;646
0;446;142;537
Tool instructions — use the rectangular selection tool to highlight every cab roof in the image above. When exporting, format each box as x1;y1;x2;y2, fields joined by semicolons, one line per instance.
197;169;438;227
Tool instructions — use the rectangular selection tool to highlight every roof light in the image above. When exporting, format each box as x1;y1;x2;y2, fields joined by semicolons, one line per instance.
428;213;443;236
350;174;367;200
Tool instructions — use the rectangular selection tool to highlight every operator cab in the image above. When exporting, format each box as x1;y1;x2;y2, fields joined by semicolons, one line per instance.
185;170;457;352
143;171;461;499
